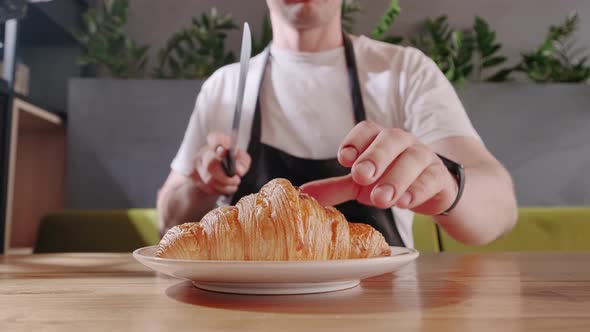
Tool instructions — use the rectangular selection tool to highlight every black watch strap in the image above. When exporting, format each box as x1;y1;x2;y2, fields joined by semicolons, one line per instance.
436;154;465;216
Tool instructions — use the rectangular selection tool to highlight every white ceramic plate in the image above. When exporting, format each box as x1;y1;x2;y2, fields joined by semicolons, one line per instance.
133;245;419;295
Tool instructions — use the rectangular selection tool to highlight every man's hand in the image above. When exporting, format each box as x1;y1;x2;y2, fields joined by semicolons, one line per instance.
301;121;458;216
192;132;252;195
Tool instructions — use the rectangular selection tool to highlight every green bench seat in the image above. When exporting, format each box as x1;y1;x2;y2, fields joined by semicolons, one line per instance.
34;209;159;253
438;207;590;252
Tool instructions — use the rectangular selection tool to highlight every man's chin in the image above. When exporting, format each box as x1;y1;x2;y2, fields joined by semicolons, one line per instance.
285;0;315;4
290;20;325;30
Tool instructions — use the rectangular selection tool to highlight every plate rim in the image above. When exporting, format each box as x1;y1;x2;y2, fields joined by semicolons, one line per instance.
133;245;419;265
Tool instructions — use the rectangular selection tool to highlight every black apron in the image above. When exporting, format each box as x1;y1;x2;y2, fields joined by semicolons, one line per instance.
230;33;405;247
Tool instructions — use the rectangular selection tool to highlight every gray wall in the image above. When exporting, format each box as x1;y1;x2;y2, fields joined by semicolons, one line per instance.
126;0;590;70
66;79;203;208
66;81;590;209
460;84;590;206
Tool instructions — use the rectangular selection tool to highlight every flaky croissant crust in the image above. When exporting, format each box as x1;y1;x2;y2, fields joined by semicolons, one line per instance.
157;178;390;260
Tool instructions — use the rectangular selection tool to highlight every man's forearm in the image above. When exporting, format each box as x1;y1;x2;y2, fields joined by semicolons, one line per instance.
157;181;218;235
434;162;518;245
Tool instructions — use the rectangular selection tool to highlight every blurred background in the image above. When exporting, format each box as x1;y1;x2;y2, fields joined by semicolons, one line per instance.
1;0;589;254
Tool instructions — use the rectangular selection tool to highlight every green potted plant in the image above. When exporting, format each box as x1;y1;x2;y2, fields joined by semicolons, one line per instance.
74;0;149;78
515;13;590;83
152;8;237;79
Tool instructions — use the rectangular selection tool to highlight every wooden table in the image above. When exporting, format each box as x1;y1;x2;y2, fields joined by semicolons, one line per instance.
1;253;590;332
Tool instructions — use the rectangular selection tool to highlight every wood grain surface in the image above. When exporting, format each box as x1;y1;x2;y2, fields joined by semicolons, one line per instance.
1;252;589;332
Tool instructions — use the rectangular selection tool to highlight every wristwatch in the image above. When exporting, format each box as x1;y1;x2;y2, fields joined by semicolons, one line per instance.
436;154;465;216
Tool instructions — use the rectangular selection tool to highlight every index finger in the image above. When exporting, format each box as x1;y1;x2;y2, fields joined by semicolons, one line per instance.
300;175;360;207
338;121;382;167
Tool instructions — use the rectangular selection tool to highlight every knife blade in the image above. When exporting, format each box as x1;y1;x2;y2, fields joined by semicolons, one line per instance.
221;22;252;177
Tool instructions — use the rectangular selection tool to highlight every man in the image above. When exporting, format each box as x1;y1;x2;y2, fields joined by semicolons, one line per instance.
157;0;517;248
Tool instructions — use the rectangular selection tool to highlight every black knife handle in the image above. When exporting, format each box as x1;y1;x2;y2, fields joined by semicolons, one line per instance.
221;152;235;177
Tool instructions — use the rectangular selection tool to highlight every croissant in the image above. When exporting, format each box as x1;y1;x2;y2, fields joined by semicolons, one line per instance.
156;178;390;260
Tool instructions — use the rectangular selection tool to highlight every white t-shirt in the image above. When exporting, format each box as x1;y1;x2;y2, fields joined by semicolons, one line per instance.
171;35;481;248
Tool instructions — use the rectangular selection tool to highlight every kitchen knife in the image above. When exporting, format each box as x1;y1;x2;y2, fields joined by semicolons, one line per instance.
221;22;252;177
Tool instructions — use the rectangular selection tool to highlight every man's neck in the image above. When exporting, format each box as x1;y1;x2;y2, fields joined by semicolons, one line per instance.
270;14;343;52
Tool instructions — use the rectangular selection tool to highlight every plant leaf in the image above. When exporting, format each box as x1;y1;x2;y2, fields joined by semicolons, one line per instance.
371;0;401;40
482;56;507;68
